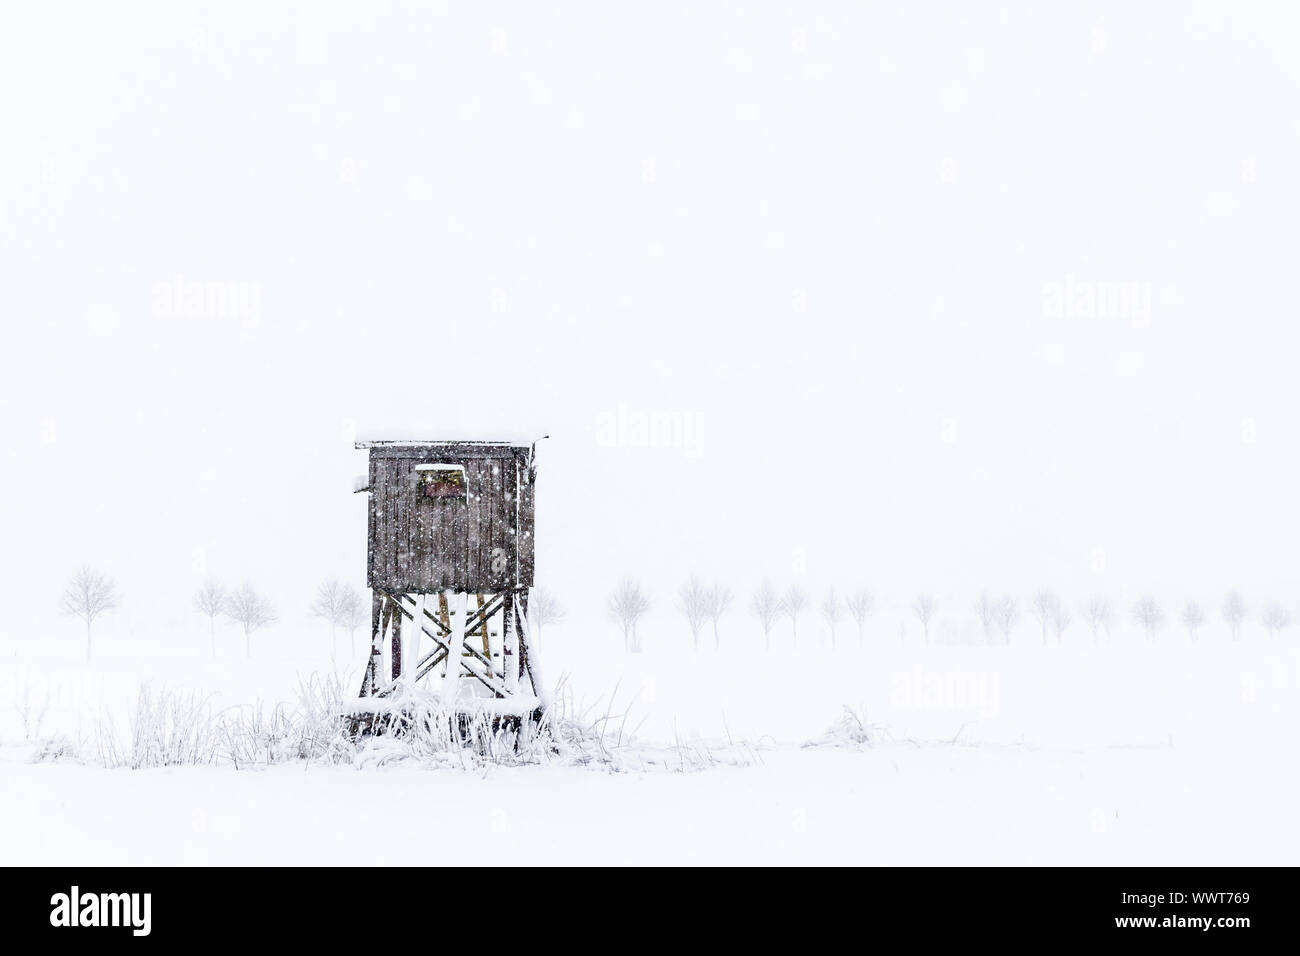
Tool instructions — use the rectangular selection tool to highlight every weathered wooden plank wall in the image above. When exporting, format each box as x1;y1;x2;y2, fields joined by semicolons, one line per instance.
395;458;409;589
518;452;535;585
366;445;534;593
366;454;378;587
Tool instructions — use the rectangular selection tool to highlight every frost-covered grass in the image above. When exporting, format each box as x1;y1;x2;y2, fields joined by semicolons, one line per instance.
803;705;888;749
55;674;762;773
94;685;220;769
4;626;1298;765
84;676;354;770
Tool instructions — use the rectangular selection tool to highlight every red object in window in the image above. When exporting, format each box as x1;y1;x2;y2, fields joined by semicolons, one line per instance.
417;467;465;499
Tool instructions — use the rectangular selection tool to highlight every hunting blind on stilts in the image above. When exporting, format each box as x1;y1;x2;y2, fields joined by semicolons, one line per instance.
347;439;546;738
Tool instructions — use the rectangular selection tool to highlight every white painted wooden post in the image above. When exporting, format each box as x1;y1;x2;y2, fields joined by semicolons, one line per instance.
504;593;519;695
405;594;425;688
378;605;392;691
517;593;547;708
442;590;467;705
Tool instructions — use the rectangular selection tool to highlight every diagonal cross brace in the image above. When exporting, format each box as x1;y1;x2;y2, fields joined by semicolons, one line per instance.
385;589;506;645
387;590;504;676
375;589;507;698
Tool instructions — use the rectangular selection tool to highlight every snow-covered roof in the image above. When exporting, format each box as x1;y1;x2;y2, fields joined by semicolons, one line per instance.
354;424;548;449
354;439;535;450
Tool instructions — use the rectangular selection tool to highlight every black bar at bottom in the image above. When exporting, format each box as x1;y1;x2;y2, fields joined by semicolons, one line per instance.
3;866;1289;944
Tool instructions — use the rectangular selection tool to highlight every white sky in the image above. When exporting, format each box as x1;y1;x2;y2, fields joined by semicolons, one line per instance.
3;2;1298;640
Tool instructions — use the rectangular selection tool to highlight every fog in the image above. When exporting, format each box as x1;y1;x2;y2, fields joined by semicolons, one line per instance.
4;2;1298;645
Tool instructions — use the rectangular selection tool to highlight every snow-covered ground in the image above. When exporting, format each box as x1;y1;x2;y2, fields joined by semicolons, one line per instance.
2;621;1296;865
5;743;1290;866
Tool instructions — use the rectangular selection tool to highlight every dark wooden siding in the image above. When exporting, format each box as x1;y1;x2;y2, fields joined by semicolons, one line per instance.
518;453;535;584
366;445;534;593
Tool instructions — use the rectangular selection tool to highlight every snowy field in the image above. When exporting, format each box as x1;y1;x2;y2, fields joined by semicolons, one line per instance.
4;0;1300;871
2;620;1296;865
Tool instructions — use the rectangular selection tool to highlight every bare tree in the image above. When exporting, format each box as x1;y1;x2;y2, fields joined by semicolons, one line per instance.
704;582;733;650
1080;594;1113;643
846;587;875;644
1131;595;1164;642
530;586;566;640
225;582;277;658
972;591;998;643
1030;589;1061;646
911;593;937;644
780;585;809;647
608;578;651;652
1222;590;1247;642
338;585;365;656
193;579;226;658
309;578;348;660
820;589;842;649
994;594;1020;644
678;576;709;651
59;565;120;662
1180;601;1205;642
1260;603;1292;640
752;580;781;651
1050;601;1071;644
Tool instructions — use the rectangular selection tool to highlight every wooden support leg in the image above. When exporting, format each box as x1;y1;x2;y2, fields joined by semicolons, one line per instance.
390;599;403;681
515;592;530;692
438;592;451;635
359;590;386;697
477;593;491;659
503;590;519;695
516;590;547;707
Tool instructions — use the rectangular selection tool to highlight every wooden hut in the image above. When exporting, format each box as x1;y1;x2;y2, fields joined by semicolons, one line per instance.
350;439;545;724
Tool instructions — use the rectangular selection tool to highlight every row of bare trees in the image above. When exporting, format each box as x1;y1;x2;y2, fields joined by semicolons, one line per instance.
606;578;1296;650
60;563;570;663
306;579;365;660
750;583;877;650
676;577;734;651
916;588;1292;644
57;566;281;661
193;580;279;658
59;562;1297;661
608;579;878;652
